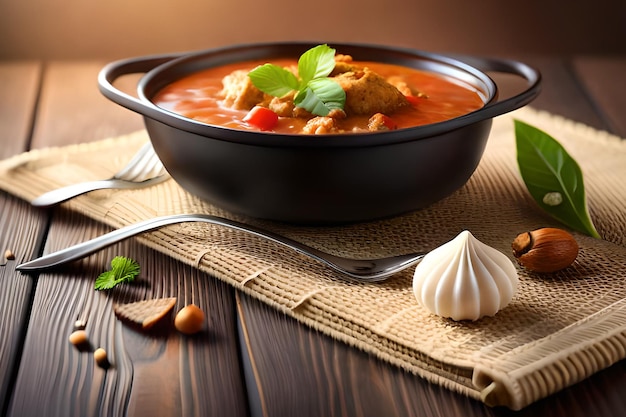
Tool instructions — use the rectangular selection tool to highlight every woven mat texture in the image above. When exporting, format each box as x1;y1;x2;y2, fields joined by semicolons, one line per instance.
1;107;625;410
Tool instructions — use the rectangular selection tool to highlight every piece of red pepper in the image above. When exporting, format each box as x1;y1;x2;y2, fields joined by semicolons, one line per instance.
243;106;278;131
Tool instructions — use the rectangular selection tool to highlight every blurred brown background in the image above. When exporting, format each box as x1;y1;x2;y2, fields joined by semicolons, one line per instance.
1;0;625;59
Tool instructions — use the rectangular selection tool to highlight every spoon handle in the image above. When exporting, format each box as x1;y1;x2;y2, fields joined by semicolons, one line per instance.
16;213;425;281
15;214;339;270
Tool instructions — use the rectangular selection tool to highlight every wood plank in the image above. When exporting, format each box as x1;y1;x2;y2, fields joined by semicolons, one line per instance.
0;61;47;415
571;56;626;138
490;55;607;130
31;61;144;148
0;197;48;415
8;209;250;417
237;292;492;417
0;61;41;157
237;292;626;417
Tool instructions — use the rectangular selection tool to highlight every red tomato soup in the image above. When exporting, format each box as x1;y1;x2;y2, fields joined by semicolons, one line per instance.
153;58;484;134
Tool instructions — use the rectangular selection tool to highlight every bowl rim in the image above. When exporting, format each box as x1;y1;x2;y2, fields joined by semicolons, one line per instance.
99;41;541;148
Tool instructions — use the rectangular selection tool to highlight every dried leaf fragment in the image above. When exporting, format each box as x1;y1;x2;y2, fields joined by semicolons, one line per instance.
114;297;177;330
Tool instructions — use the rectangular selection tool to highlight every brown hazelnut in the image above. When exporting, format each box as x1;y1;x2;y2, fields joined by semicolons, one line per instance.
512;228;579;273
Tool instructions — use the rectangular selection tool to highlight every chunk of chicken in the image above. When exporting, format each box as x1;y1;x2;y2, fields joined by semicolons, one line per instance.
367;113;395;131
333;68;409;115
302;116;341;134
330;54;357;75
219;70;265;110
267;92;296;117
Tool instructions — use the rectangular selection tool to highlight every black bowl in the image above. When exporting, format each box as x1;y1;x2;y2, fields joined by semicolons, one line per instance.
98;42;541;224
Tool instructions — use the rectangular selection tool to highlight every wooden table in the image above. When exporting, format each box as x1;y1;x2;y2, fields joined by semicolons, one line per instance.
1;55;625;417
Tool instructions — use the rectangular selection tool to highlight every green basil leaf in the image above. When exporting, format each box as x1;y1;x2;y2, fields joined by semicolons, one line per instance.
248;63;300;97
515;119;600;238
298;44;336;85
294;79;346;116
247;45;345;117
294;87;328;116
94;256;140;291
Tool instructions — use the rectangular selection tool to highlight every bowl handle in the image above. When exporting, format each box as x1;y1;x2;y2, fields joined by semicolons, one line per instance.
448;54;542;118
97;54;183;119
98;52;541;126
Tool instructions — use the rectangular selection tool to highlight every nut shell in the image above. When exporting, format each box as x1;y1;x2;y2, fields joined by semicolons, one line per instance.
512;228;579;273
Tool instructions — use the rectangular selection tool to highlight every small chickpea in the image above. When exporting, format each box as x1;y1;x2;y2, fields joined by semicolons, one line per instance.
68;330;89;347
175;304;205;335
4;249;15;261
94;348;110;368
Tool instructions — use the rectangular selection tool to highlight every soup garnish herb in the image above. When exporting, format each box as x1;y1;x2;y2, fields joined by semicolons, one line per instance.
248;44;346;117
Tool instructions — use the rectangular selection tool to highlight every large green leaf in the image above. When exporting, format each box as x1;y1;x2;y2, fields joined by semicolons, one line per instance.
514;119;600;238
247;63;300;98
298;44;336;85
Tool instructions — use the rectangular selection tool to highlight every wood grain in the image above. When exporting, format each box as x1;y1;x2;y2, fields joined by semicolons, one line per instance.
7;209;249;417
0;197;48;415
4;61;248;417
0;61;48;415
30;61;144;148
237;292;626;417
237;292;494;417
510;56;609;131
572;57;626;137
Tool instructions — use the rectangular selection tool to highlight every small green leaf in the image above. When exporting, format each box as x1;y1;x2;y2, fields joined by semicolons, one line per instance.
248;63;300;97
294;79;346;116
515;119;600;238
298;44;336;84
94;256;141;291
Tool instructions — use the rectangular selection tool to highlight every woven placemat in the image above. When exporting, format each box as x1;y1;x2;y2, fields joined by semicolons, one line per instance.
1;107;625;410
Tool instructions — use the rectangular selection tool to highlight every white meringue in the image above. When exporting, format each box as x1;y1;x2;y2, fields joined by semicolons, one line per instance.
412;230;518;321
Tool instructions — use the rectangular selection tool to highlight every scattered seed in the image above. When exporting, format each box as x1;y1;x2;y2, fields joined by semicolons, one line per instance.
94;348;109;368
174;304;205;335
4;249;15;261
69;330;89;347
74;319;87;331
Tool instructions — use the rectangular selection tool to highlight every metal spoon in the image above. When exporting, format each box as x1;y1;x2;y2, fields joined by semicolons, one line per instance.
16;214;426;282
